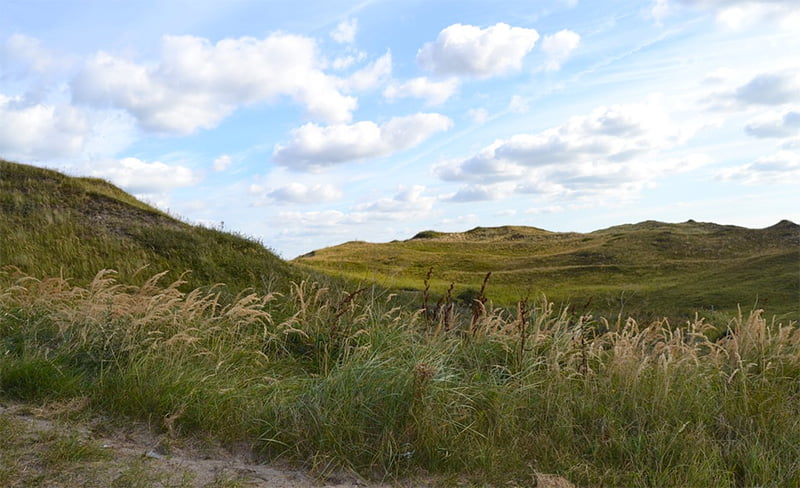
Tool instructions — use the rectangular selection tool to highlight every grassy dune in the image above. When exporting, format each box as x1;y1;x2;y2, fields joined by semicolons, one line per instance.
0;159;295;294
295;222;800;322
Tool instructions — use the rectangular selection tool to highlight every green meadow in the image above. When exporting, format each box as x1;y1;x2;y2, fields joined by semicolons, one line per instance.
295;221;799;323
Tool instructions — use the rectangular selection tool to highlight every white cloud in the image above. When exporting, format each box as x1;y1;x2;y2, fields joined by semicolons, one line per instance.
650;0;671;21
273;113;453;171
417;23;539;78
508;95;530;113
272;186;439;233
331;18;358;44
438;213;479;227
353;185;436;218
0;95;88;161
383;77;459;106
745;110;800;138
541;29;581;71
90;157;200;194
213;154;233;171
276;209;348;228
2;34;68;76
704;70;800;111
339;50;392;91
447;183;507;202
264;182;342;204
734;72;800;106
655;0;800;29
782;138;800;150
524;205;565;215
702;67;740;86
467;107;489;124
72;34;358;134
434;101;703;200
332;51;366;70
717;150;800;184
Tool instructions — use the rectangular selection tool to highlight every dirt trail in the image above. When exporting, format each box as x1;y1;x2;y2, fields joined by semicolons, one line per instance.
0;400;574;488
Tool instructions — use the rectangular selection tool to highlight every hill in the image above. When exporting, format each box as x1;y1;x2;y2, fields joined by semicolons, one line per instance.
0;159;294;292
294;220;800;321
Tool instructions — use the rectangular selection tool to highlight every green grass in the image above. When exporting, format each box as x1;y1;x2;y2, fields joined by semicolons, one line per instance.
294;220;800;322
3;269;800;486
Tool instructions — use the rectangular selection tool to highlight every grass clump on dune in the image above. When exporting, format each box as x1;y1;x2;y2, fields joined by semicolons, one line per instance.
2;267;800;486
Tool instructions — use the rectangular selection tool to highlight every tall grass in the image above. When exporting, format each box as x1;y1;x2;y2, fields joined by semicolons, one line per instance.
2;267;800;485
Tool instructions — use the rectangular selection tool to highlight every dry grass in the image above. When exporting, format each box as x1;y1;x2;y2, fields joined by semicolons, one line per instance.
2;267;800;486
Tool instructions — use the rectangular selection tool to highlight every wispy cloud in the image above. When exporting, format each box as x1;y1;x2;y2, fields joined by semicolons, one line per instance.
383;77;459;106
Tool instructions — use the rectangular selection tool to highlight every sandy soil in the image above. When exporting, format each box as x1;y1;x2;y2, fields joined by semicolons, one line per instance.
0;400;574;488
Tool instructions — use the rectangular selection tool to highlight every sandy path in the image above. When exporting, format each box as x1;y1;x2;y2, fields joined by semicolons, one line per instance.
0;400;573;488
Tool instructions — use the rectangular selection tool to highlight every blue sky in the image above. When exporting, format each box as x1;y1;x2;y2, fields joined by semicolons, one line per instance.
2;0;799;258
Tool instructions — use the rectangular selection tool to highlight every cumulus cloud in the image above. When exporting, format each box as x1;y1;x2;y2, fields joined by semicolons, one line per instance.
262;182;342;204
71;34;359;134
383;77;459;106
541;29;581;71
417;23;539;78
745;110;800;138
273;113;453;171
0;95;88;161
90;157;200;195
331;18;358;44
434;101;702;200
717;150;800;184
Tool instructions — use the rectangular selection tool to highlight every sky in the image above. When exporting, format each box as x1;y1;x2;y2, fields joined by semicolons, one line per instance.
1;0;799;258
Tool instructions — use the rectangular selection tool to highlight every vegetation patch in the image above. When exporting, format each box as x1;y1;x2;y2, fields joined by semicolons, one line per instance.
2;268;799;486
295;220;800;322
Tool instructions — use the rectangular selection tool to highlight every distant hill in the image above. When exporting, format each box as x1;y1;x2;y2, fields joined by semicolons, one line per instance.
0;160;295;292
295;219;800;321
